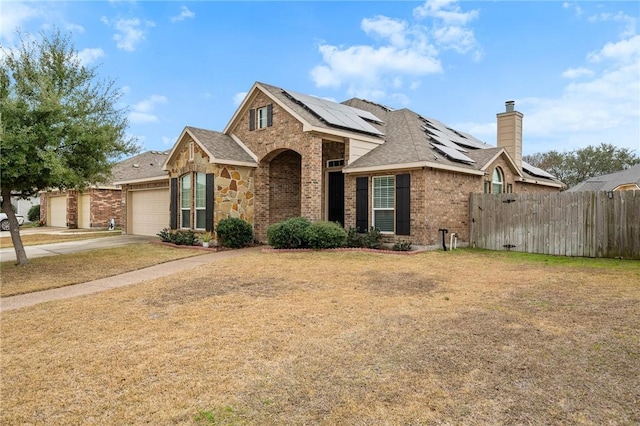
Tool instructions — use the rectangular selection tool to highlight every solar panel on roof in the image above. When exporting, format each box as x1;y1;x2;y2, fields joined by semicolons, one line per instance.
285;90;384;136
427;132;469;153
522;162;556;179
430;143;476;164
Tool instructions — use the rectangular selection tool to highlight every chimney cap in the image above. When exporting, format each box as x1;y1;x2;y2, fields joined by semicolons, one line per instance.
505;100;515;112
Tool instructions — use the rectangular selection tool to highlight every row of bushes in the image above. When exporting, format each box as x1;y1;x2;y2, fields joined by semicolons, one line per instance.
157;216;412;251
157;217;254;248
267;217;413;251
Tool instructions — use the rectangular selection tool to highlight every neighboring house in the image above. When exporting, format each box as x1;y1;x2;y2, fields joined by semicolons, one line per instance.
39;151;168;230
566;163;640;192
119;81;562;245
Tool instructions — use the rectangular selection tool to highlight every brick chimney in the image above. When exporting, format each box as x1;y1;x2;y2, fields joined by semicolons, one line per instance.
497;100;523;170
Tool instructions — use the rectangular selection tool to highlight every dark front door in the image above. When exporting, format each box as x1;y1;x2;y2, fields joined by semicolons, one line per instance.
328;172;344;226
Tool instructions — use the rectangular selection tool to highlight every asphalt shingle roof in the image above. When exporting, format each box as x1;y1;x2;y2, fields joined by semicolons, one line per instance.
186;126;257;165
567;163;640;192
110;150;169;184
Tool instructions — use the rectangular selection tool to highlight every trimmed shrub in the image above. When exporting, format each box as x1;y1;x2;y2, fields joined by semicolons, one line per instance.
345;227;364;247
304;221;347;249
156;228;199;246
28;205;41;222
267;217;310;249
216;217;254;248
362;227;383;249
392;240;412;251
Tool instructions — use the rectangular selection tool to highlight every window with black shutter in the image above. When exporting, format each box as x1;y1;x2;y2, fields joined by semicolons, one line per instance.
205;173;214;232
170;177;178;229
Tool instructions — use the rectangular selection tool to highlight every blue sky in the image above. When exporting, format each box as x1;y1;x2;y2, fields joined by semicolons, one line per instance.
2;0;639;156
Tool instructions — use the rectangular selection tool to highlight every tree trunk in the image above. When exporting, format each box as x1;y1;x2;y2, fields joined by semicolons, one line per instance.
1;188;28;266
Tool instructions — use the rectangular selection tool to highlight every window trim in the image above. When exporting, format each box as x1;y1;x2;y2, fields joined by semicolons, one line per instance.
492;167;504;194
180;173;191;229
372;175;395;233
257;106;269;129
194;172;206;230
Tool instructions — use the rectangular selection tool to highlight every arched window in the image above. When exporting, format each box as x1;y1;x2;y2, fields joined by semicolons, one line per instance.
492;167;504;194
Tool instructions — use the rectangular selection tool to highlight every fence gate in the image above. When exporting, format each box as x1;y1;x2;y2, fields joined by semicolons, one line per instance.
469;191;640;259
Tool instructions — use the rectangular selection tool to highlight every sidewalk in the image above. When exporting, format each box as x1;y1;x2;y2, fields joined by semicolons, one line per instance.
1;246;262;312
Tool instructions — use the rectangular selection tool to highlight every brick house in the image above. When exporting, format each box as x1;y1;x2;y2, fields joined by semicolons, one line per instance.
39;150;168;231
116;81;561;244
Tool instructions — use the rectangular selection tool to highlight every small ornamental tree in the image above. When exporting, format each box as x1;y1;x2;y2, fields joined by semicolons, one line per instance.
1;29;138;265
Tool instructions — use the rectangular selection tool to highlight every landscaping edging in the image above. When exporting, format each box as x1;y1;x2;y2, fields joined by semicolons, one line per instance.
150;240;223;252
261;246;431;255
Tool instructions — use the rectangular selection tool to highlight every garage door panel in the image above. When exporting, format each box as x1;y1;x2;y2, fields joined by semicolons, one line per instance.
130;189;169;236
49;196;67;228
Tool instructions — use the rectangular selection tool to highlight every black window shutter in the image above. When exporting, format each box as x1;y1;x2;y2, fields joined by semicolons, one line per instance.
249;108;255;131
205;173;214;232
170;177;178;230
396;174;410;235
267;104;273;127
356;177;368;232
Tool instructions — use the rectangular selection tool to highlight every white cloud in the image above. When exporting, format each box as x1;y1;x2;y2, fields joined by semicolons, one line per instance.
588;11;637;37
233;92;248;106
162;136;173;146
0;3;42;41
562;2;583;17
102;17;155;51
561;67;595;79
129;95;167;124
76;48;105;66
587;35;640;63
310;0;480;102
170;6;195;23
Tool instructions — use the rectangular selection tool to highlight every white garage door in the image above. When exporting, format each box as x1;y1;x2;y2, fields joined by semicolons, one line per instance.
78;194;91;228
130;188;170;236
49;196;67;228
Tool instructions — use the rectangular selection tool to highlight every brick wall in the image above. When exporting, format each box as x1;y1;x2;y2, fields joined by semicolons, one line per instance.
231;90;324;241
269;150;302;224
91;189;122;228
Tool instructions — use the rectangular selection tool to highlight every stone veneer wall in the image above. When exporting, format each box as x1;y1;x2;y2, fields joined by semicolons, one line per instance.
231;90;324;241
167;136;255;233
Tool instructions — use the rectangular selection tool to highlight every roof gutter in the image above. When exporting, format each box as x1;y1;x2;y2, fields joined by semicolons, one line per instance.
344;161;486;176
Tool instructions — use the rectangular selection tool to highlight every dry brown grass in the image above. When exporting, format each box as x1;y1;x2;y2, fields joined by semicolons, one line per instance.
0;231;118;248
1;249;639;425
0;243;202;297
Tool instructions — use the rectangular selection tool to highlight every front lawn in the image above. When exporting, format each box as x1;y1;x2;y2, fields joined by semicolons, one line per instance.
1;250;638;424
0;243;203;297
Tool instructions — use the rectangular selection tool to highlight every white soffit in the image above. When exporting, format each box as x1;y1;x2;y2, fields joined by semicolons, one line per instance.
285;90;384;136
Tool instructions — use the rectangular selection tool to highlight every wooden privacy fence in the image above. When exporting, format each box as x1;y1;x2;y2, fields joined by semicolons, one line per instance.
469;191;640;259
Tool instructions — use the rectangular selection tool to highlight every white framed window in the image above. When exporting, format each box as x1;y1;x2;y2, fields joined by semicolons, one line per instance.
194;172;206;229
257;106;269;129
373;176;394;233
492;167;504;194
180;174;191;228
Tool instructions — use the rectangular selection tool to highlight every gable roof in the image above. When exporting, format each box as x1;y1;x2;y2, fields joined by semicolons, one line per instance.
163;126;258;170
112;150;169;185
566;163;640;192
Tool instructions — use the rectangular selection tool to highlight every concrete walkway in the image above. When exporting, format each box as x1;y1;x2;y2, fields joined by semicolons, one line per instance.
0;233;154;263
1;246;262;312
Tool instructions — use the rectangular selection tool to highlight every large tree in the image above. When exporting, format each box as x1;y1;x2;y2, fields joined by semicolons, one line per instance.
524;143;640;189
1;30;138;265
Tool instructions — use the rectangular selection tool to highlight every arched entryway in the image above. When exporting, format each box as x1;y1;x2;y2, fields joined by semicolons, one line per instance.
268;149;302;224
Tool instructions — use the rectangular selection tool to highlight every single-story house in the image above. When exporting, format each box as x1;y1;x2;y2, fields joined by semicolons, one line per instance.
117;81;562;245
39;151;168;230
566;163;640;192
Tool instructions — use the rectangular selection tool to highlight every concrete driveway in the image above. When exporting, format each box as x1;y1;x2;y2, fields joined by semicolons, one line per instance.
0;231;155;263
